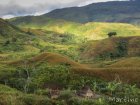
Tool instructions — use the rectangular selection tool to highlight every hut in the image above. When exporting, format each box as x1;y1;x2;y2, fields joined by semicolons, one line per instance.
77;86;95;98
43;83;63;99
49;90;60;99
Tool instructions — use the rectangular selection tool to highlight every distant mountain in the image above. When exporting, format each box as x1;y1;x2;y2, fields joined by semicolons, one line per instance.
9;0;140;26
44;0;140;25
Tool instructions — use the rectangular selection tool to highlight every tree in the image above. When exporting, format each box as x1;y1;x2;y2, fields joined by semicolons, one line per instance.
11;37;17;42
27;28;32;35
107;32;117;38
4;40;10;46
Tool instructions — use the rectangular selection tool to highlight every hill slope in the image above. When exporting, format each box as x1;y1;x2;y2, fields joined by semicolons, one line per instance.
0;18;32;41
0;18;25;42
9;52;85;68
80;36;140;60
0;18;42;53
8;52;140;85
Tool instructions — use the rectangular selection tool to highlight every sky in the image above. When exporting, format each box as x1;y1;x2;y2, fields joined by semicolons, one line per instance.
0;0;127;19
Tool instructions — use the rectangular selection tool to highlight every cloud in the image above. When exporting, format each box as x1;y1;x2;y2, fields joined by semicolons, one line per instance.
0;0;127;18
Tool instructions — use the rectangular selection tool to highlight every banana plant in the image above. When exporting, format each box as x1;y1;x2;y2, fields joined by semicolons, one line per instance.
107;82;120;96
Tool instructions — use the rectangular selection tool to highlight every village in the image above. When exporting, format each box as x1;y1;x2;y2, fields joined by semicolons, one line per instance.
43;84;102;100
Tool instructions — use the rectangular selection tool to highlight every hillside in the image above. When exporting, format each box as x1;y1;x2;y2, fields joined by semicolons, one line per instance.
107;57;140;68
7;51;140;86
80;36;140;60
9;52;84;68
0;18;22;36
0;18;23;43
42;1;140;24
9;16;140;40
0;18;28;52
0;18;34;41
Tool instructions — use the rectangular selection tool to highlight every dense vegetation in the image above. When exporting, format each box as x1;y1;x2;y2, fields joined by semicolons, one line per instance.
0;62;140;105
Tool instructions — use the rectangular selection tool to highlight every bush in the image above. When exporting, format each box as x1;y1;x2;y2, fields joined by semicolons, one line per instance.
108;32;117;38
59;89;74;100
35;89;50;96
21;94;51;105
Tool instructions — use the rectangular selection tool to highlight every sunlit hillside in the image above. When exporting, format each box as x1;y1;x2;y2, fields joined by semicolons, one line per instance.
9;17;140;40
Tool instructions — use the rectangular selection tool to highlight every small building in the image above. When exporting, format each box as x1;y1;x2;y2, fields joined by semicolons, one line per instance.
49;90;60;99
43;83;63;99
77;86;95;98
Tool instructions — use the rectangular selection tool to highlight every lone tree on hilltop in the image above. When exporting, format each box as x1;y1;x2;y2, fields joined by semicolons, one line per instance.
108;32;117;38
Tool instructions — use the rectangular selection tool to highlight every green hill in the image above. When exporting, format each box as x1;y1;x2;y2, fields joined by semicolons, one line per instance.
0;18;20;36
0;18;33;42
0;18;42;53
9;17;140;40
0;18;23;42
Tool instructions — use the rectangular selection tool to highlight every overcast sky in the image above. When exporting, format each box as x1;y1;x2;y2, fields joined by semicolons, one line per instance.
0;0;127;19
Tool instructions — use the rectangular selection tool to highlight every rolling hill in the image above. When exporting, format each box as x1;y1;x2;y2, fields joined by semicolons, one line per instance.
9;16;140;40
8;52;84;68
7;51;140;85
1;1;140;104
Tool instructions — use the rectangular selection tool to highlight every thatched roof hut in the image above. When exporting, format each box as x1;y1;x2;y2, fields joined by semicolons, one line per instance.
49;90;60;99
77;86;95;98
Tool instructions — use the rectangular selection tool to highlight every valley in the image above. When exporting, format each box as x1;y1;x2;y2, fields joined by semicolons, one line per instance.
0;1;140;104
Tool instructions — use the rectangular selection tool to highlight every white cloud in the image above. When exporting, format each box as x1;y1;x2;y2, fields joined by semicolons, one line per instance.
2;15;15;19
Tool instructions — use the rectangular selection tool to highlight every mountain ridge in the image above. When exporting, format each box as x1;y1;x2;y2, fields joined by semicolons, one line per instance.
44;0;140;24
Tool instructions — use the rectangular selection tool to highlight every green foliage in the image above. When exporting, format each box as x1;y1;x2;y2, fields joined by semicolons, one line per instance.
59;89;74;100
21;94;51;105
35;89;50;95
69;97;107;105
116;40;128;57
